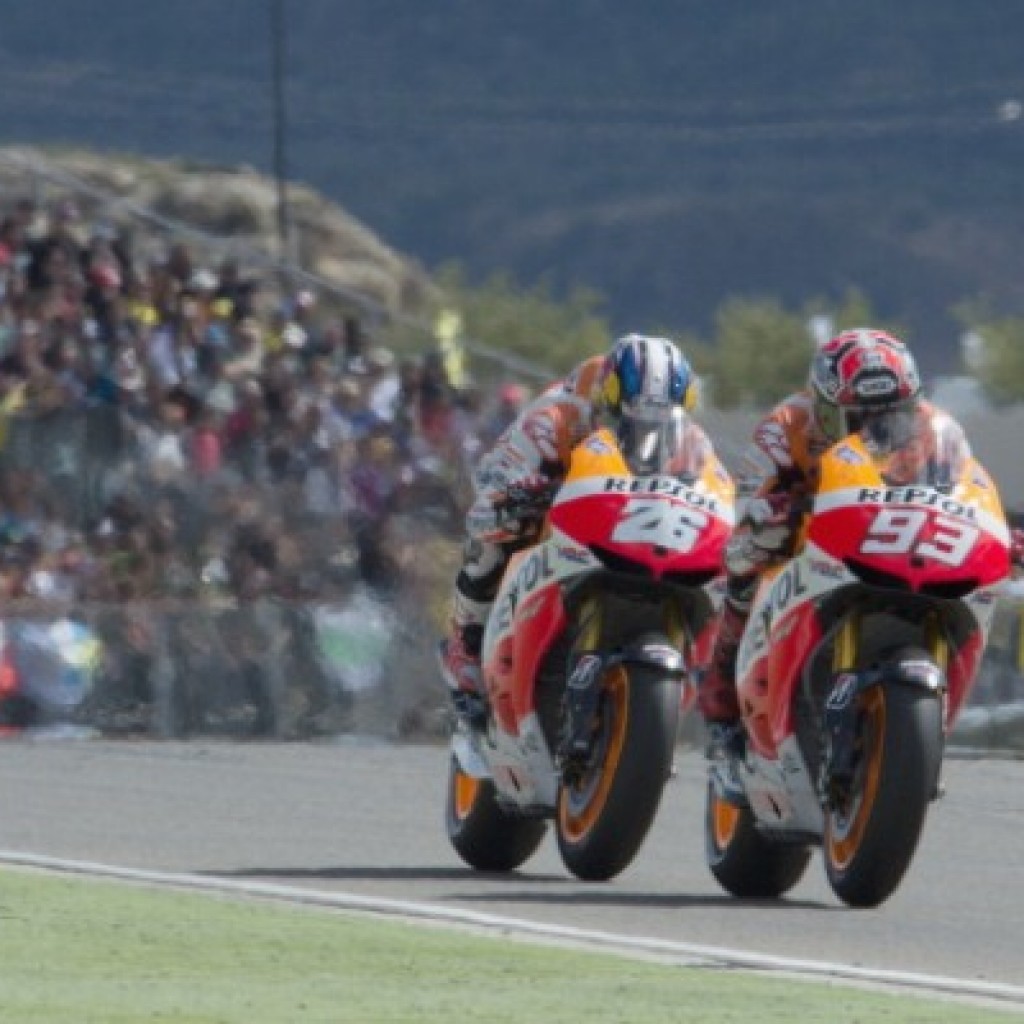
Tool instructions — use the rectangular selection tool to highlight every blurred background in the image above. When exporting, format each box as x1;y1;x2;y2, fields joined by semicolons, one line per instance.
1;2;1023;745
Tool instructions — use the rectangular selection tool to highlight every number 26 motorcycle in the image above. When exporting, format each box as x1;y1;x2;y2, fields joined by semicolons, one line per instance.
446;410;734;881
705;413;1011;907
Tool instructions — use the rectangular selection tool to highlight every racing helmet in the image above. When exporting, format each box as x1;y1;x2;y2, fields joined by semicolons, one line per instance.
600;333;697;415
600;334;697;473
809;328;922;448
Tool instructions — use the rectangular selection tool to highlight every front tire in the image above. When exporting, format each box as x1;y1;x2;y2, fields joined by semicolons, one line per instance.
823;681;943;908
445;756;548;872
705;785;812;899
556;664;680;882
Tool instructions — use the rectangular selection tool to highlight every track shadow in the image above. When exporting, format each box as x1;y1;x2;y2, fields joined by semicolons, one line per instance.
456;889;832;911
203;866;831;909
204;865;565;883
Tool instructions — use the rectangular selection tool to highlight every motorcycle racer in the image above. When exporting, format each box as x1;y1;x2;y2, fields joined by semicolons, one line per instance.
696;326;1014;804
438;333;719;725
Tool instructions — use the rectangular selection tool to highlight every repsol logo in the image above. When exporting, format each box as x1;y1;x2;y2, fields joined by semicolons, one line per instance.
761;561;810;633
856;487;977;520
495;587;518;632
604;477;719;512
519;547;556;594
495;548;558;631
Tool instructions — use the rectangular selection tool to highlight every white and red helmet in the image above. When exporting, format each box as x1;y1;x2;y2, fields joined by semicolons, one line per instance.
809;328;922;443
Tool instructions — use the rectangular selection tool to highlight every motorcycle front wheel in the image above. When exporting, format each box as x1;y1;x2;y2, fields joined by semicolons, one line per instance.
555;663;680;882
823;680;943;908
445;756;548;872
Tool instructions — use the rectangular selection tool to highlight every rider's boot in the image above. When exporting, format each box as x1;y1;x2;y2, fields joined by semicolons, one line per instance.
698;598;750;807
438;616;489;730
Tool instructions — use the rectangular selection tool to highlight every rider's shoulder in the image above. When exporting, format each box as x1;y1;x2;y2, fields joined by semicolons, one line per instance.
755;391;814;436
776;390;815;421
561;355;607;400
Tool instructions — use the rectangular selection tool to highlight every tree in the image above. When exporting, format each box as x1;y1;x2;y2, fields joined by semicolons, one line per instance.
433;263;611;377
708;297;812;409
961;316;1024;404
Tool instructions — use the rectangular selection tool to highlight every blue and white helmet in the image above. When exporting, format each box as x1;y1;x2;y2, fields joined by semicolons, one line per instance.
600;333;697;415
600;334;699;474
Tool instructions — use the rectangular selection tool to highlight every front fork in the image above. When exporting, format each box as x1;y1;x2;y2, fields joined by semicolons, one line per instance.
821;610;948;807
559;595;686;780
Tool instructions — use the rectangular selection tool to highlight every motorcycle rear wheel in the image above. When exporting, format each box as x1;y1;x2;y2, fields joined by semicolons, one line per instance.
823;680;943;908
445;756;548;872
555;663;680;882
704;785;812;899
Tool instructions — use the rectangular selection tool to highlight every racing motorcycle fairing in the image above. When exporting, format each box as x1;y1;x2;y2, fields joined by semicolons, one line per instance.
475;423;735;810
734;422;1011;825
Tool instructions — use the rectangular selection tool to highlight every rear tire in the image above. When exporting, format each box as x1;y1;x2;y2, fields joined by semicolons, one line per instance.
824;680;943;908
445;756;547;872
556;664;680;882
705;784;812;899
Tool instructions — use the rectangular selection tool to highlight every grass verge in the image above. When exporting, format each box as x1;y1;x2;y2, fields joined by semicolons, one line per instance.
0;868;1015;1023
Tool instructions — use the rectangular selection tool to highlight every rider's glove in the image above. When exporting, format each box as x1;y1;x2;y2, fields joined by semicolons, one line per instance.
746;492;793;556
468;474;555;543
503;473;554;511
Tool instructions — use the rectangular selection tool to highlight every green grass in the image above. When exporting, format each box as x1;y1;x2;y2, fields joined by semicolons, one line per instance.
0;868;1016;1023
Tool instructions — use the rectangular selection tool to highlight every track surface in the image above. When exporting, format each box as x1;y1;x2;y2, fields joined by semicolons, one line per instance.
0;738;1020;987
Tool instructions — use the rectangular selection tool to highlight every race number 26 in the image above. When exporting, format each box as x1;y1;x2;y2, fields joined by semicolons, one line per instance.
861;508;978;567
611;499;707;551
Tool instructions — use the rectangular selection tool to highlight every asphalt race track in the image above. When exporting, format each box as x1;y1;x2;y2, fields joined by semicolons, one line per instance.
0;738;1021;993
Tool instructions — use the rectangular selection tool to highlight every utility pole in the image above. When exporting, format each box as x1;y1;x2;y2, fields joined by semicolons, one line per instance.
271;0;292;264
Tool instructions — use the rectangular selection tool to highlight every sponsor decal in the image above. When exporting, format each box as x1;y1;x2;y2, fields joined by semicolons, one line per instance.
585;435;614;454
519;547;556;595
567;654;602;691
495;586;518;632
522;415;559;461
557;544;592;566
834;444;864;465
826;672;859;710
755;422;793;469
602;475;720;512
765;561;810;622
641;643;681;662
808;557;846;580
855;487;978;520
854;374;897;397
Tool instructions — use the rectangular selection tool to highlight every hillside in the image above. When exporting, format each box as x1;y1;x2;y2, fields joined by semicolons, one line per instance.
4;1;1024;371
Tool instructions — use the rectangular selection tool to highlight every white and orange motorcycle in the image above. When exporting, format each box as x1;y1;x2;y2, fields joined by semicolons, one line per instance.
705;417;1011;907
446;414;734;881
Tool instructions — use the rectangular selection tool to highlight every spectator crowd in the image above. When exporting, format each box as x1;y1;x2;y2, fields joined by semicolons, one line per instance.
0;193;529;735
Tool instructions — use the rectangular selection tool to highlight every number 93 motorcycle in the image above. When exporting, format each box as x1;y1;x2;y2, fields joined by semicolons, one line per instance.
705;413;1011;908
446;411;735;881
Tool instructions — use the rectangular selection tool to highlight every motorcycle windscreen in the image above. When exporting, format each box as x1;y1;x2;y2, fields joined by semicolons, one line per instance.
850;404;969;489
615;404;704;479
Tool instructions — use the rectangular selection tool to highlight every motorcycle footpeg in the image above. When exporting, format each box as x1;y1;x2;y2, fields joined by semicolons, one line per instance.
449;690;489;731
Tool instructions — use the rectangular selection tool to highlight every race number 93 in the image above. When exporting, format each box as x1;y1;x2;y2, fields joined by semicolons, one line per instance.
861;508;978;567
